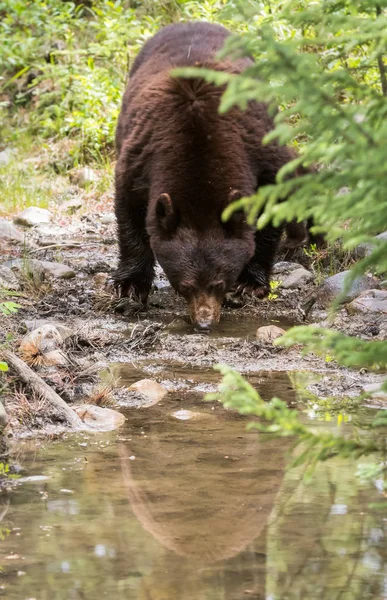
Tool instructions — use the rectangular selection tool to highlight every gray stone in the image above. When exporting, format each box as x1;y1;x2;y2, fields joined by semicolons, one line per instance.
0;265;20;291
354;231;387;259
0;218;25;244
272;262;302;276
74;405;125;431
8;258;75;280
256;325;286;344
100;212;115;225
317;271;379;306
14;207;52;227
0;401;8;430
38;260;75;279
363;383;387;402
281;267;314;289
347;289;387;315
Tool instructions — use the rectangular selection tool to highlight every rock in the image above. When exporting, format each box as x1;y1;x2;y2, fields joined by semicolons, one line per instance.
73;405;125;431
22;320;73;340
272;261;302;276
8;258;75;280
70;166;99;187
0;401;8;430
171;409;202;421
14;207;52;227
281;267;314;289
317;271;379;306
100;212;115;225
0;219;25;244
0;265;20;291
20;323;73;354
128;379;168;406
256;325;286;344
363;383;387;402
44;349;69;366
354;232;387;259
39;260;75;279
0;148;15;166
347;289;387;315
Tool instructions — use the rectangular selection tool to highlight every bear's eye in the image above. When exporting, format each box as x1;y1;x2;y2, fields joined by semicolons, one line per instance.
179;282;195;295
211;281;225;292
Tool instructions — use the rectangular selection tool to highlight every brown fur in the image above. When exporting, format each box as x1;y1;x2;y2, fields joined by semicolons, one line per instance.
114;22;306;328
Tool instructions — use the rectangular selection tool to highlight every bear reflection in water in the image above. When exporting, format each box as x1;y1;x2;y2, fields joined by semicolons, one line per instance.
119;400;288;599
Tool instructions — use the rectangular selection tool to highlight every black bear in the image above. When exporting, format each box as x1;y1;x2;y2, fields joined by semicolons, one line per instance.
115;22;306;329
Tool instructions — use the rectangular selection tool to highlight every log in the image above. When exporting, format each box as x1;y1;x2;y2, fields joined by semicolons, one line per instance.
1;350;84;430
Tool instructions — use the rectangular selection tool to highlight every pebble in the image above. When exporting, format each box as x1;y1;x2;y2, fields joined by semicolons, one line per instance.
256;325;286;343
0;265;20;291
8;258;75;280
272;261;302;276
128;379;168;406
280;267;314;289
100;212;115;224
0;218;25;244
14;207;52;227
73;405;125;431
363;383;387;401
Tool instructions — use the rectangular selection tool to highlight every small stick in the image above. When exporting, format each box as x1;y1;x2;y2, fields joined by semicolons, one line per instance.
30;242;102;253
1;350;84;430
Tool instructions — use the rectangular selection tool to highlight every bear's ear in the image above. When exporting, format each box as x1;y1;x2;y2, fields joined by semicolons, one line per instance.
155;193;177;232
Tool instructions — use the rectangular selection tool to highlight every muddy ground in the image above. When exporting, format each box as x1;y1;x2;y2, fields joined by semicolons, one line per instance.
1;186;386;439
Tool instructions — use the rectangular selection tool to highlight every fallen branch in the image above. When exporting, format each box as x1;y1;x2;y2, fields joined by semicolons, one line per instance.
1;350;84;430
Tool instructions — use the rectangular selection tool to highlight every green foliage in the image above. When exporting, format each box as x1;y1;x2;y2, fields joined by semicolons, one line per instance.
268;279;281;300
207;365;384;480
278;326;387;372
0;0;243;160
0;301;21;316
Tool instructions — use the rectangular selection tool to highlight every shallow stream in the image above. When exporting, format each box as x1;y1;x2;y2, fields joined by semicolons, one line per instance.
1;371;386;600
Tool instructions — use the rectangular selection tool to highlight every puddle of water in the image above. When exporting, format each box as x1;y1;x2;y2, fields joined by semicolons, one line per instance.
124;314;292;340
1;381;386;600
103;362;301;398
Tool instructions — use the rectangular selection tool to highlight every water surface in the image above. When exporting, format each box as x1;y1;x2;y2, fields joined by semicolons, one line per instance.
1;375;386;600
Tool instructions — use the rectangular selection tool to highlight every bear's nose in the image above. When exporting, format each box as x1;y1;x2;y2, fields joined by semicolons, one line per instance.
195;320;212;331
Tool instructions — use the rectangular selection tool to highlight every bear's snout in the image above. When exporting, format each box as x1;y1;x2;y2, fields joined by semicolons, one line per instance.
188;293;222;330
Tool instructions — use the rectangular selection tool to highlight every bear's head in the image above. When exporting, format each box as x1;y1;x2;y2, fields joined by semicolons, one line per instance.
147;192;255;330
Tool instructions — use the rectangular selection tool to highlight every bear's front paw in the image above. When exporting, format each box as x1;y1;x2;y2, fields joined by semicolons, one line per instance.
235;282;269;299
113;272;151;305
